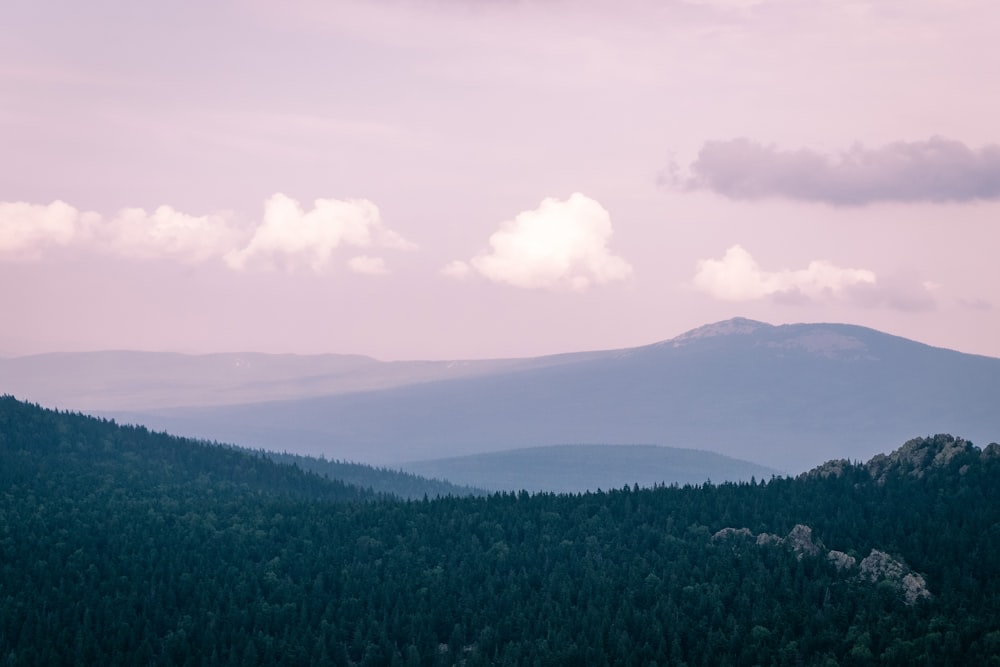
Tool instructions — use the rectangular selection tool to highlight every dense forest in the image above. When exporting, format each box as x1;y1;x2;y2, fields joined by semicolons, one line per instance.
262;450;484;500
1;395;999;665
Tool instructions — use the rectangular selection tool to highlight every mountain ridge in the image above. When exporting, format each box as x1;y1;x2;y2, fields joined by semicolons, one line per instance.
5;318;999;472
4;318;999;413
104;318;999;472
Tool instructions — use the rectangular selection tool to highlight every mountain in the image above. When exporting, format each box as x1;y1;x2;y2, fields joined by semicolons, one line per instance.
87;318;1000;472
399;444;781;493
3;394;999;663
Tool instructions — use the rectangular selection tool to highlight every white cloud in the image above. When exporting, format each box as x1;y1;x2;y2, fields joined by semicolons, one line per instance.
693;245;876;301
104;206;240;263
348;255;388;275
0;194;413;275
0;201;90;258
0;200;232;262
451;193;633;291
225;193;414;272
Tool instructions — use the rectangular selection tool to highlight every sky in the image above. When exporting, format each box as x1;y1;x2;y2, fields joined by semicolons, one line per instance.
2;0;999;361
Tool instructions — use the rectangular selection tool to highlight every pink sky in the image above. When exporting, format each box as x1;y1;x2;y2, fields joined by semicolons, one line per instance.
2;0;999;361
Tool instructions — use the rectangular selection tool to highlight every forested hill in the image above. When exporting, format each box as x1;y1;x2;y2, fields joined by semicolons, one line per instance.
0;395;474;503
0;395;376;503
2;394;999;664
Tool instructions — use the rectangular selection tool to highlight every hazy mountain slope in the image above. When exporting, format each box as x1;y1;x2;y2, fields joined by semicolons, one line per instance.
0;349;610;411
399;444;781;493
116;319;1000;472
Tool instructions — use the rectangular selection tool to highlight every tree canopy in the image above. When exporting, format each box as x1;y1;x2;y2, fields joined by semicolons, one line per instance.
1;396;998;665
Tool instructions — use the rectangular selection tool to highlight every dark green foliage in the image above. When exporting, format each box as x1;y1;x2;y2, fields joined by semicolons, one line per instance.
262;450;486;500
0;395;374;503
1;396;998;665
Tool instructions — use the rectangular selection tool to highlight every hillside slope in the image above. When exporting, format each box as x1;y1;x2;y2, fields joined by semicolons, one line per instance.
0;395;477;501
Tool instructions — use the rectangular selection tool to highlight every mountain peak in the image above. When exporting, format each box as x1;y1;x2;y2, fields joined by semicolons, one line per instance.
661;318;876;360
667;317;771;347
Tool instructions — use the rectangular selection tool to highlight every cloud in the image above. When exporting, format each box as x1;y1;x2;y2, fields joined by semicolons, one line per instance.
0;200;230;263
843;272;938;313
693;245;877;301
104;206;239;263
0;194;414;274
694;246;940;311
0;201;92;259
225;194;414;272
448;193;633;291
678;137;1000;205
958;297;992;311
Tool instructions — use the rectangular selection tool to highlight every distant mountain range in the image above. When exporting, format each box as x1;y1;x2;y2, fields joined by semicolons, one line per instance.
4;318;999;473
0;348;604;411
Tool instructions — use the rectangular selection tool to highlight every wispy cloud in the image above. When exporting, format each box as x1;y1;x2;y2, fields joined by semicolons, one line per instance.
347;255;389;276
441;260;472;279
958;297;992;312
844;274;937;313
675;137;1000;205
446;193;632;291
